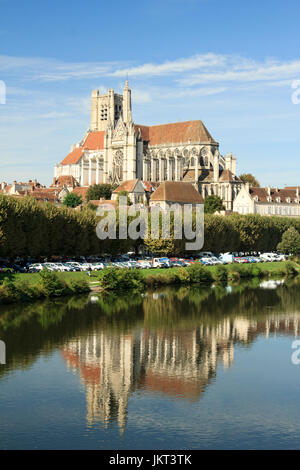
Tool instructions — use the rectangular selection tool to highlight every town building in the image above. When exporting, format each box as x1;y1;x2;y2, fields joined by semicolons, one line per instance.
54;82;242;210
0;179;67;204
233;184;300;217
149;181;204;210
111;179;157;205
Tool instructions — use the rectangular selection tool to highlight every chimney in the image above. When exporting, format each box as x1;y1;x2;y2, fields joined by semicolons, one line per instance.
267;186;271;196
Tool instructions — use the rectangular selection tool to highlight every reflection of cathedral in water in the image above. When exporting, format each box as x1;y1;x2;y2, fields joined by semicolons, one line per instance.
61;314;300;432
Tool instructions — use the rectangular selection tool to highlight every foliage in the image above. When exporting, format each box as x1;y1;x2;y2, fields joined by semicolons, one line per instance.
62;192;82;208
204;195;226;214
38;270;68;297
98;267;143;291
239;173;260;187
2;194;300;259
86;184;116;202
284;261;298;277
212;265;228;282
186;263;213;283
174;267;191;284
277;226;300;254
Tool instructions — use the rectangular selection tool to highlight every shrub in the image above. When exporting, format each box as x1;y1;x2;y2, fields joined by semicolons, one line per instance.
98;268;143;291
69;279;90;293
284;261;298;277
38;270;69;297
0;280;21;303
174;268;191;284
186;263;213;283
248;264;263;278
212;265;228;282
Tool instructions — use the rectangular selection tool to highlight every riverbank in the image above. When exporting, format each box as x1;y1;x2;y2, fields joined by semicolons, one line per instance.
98;261;300;291
0;261;299;305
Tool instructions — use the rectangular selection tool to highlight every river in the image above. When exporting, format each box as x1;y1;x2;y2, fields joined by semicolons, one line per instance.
0;278;300;449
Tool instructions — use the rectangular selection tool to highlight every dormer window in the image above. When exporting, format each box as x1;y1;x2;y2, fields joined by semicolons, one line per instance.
254;195;259;202
295;199;299;204
276;197;281;203
286;197;291;203
267;196;272;203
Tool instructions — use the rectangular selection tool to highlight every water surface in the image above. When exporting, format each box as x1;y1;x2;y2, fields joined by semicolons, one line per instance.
1;279;300;449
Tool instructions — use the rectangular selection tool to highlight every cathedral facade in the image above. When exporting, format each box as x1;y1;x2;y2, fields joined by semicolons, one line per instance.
54;82;242;209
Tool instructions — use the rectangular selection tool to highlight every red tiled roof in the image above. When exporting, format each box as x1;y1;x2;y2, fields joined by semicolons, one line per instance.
219;169;241;182
83;131;105;150
60;148;83;165
113;179;139;193
60;131;105;165
52;175;79;188
150;181;204;204
142;181;158;192
72;186;89;200
249;187;300;203
135;120;216;145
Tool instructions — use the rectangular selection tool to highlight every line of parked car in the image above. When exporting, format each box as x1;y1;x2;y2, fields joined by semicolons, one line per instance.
0;251;289;274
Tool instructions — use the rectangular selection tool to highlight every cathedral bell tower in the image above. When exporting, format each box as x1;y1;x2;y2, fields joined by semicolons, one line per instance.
122;80;132;124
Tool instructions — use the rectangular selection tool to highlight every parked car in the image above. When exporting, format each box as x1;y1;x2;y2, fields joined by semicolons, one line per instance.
12;264;26;273
28;263;44;273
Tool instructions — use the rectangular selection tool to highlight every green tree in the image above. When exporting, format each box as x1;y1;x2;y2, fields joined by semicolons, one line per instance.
239;173;260;187
277;226;300;254
86;184;116;201
204;195;225;214
62;193;82;208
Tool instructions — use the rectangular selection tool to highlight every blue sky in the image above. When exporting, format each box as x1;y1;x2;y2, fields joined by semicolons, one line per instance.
0;0;300;186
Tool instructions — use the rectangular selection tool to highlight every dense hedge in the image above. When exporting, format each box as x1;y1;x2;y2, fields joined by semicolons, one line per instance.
1;194;300;257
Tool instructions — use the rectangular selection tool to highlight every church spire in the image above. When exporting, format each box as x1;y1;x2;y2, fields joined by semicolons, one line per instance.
123;79;132;124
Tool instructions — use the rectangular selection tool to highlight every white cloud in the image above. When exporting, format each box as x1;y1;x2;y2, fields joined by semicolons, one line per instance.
178;59;300;86
111;53;226;77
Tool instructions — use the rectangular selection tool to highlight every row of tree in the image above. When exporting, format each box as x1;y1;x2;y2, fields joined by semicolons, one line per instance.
1;194;300;258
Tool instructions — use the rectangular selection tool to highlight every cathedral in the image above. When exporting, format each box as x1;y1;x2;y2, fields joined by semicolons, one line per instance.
54;82;242;210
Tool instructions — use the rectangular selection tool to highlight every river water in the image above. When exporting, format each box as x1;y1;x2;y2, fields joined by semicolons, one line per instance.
1;278;300;449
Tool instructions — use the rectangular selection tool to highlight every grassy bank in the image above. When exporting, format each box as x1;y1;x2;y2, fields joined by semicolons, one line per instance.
0;261;299;304
98;261;300;291
0;270;90;305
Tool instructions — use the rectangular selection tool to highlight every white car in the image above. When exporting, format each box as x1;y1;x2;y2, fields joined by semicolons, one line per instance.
43;263;59;271
54;262;72;272
91;262;105;270
138;261;152;269
79;262;92;271
28;263;44;272
260;253;279;262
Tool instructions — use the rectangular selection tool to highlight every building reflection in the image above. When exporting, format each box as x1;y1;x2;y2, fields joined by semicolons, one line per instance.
61;311;300;432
